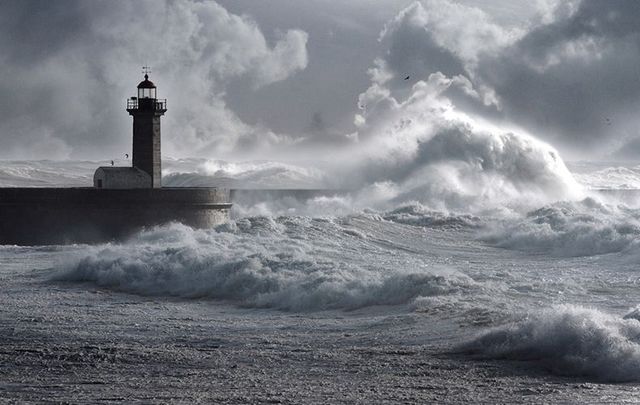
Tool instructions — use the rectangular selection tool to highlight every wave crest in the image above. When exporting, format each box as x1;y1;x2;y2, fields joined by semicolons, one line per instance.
383;204;481;229
481;198;640;256
459;305;640;382
51;222;477;311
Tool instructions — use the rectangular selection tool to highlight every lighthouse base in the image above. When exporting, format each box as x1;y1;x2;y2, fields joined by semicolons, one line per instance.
0;188;231;245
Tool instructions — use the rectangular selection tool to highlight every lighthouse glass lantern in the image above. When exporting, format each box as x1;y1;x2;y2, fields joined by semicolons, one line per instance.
138;74;156;99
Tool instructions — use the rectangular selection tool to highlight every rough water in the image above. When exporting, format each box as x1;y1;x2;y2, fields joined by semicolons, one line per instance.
3;158;640;403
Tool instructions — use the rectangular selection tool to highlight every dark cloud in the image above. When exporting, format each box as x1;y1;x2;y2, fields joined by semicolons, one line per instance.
482;0;640;153
370;0;640;159
219;0;411;141
2;0;640;161
0;0;90;64
381;14;467;101
0;0;308;159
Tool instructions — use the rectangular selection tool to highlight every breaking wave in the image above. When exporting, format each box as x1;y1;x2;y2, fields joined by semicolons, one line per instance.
383;204;481;229
327;71;587;215
460;305;640;382
354;125;583;213
221;122;586;217
481;198;640;256
51;220;478;311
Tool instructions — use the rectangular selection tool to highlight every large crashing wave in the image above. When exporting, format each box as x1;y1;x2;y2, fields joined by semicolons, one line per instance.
460;305;640;382
324;61;585;214
354;122;582;213
52;219;478;311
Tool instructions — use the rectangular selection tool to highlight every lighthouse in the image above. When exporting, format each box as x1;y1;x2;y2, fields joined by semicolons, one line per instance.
127;72;166;188
94;69;167;189
1;68;231;245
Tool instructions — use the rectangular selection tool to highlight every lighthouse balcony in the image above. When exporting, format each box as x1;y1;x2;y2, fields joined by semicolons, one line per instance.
126;98;167;112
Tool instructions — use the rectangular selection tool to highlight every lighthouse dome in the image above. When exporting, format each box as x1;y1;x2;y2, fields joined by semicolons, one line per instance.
137;74;156;89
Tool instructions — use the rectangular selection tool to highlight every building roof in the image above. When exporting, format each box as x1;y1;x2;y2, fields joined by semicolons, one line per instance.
137;74;156;89
94;166;152;189
95;166;149;176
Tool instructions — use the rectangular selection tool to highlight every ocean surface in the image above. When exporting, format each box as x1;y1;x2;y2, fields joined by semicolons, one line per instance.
3;158;640;402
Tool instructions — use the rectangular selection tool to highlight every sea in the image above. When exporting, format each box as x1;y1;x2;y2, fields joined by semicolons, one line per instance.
2;157;640;403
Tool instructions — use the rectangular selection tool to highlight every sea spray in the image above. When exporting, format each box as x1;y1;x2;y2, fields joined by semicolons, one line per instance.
459;305;640;382
297;77;581;214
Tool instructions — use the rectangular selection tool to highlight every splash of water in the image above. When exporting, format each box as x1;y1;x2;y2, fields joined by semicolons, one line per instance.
460;305;640;382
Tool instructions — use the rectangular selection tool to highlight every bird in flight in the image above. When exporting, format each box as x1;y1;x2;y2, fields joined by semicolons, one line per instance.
404;75;410;80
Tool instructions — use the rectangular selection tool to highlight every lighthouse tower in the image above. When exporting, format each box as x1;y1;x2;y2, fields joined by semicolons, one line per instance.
126;71;167;188
93;70;167;189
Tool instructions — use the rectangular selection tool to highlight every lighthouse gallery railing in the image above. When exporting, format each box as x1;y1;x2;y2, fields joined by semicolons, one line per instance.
126;98;167;110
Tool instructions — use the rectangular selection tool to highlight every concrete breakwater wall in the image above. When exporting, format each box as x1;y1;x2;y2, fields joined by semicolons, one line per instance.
0;188;231;245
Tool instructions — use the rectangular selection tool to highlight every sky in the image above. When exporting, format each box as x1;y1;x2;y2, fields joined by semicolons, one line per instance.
0;0;639;162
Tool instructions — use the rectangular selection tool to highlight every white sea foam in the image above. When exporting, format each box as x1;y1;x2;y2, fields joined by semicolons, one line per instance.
481;198;640;256
570;162;640;190
460;305;640;382
383;204;481;229
52;220;478;311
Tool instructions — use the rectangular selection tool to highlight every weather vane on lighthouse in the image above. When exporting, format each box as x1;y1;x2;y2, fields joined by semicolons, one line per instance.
142;66;152;79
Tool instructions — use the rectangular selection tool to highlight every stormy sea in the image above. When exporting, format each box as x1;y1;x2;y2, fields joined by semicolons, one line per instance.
2;154;640;403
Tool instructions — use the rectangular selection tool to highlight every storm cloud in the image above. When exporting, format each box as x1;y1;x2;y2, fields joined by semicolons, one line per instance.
0;0;307;159
374;0;640;159
2;0;640;161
